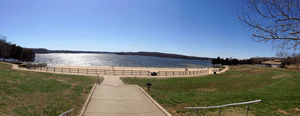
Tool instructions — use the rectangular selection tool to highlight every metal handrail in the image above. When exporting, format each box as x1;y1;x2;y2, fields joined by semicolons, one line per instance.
185;100;262;116
59;108;74;116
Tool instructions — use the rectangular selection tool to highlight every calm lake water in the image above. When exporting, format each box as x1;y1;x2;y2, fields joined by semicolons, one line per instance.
35;53;212;68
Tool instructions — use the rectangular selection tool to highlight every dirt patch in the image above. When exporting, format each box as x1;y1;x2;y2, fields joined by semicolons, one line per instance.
204;107;255;116
162;103;191;115
277;68;300;72
272;74;290;79
154;95;163;99
273;108;300;115
246;68;270;75
233;68;252;72
276;109;290;115
222;74;243;78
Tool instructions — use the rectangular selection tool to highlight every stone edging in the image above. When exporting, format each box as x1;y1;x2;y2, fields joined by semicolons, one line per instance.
79;83;97;116
135;85;172;116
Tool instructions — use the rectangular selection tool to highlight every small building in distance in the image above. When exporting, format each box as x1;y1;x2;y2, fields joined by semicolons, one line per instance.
262;60;285;68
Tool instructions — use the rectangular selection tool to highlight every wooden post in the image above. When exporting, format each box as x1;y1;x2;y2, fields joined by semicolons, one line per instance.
246;106;249;116
87;69;88;75
69;68;71;73
123;70;124;75
179;71;181;75
96;69;97;75
173;71;174;75
40;66;41;71
148;71;149;76
78;69;79;74
219;108;221;116
113;70;115;75
61;68;63;73
166;71;167;76
47;67;48;72
131;70;133;75
140;70;141;75
54;67;55;72
105;70;106;75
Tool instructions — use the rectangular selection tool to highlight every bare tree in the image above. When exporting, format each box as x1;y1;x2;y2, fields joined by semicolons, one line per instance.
0;35;9;61
275;50;288;58
237;0;300;50
291;52;300;69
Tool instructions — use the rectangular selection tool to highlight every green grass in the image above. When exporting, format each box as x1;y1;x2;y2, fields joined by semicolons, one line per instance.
121;65;300;115
0;62;97;116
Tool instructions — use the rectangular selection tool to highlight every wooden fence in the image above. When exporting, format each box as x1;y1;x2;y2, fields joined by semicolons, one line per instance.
30;67;150;76
29;67;222;76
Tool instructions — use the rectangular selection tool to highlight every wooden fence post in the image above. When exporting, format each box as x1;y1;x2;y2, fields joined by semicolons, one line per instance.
54;67;55;72
113;70;115;75
96;69;97;75
140;70;141;75
87;69;88;75
166;71;167;76
61;68;63;73
78;69;79;74
105;70;106;75
123;70;124;75
131;70;133;75
69;68;71;73
47;67;48;72
173;71;174;75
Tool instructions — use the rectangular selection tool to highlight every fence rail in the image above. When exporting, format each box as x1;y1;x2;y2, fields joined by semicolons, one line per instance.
185;100;262;116
29;66;222;76
30;67;151;76
59;108;74;116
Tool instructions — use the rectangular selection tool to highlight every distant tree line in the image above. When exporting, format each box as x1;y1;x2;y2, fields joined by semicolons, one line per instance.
212;56;300;66
212;57;247;65
0;35;35;62
117;52;212;60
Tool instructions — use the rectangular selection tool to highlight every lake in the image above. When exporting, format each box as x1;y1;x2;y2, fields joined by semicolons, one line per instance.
35;53;212;68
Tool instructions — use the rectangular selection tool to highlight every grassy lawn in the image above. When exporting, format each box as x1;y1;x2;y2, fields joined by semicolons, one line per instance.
0;62;98;116
121;65;300;116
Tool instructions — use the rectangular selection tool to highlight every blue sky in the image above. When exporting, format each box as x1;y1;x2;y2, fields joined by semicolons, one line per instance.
0;0;293;59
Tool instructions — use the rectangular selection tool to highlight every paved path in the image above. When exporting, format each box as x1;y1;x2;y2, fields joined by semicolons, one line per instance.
83;76;167;116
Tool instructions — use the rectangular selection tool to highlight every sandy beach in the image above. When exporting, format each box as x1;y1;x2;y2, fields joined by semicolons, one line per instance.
55;65;211;72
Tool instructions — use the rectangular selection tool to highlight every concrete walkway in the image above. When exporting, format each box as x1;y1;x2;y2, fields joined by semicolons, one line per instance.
83;76;167;116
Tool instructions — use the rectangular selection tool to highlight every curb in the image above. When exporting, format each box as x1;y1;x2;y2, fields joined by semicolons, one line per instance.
136;85;172;116
79;83;97;116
